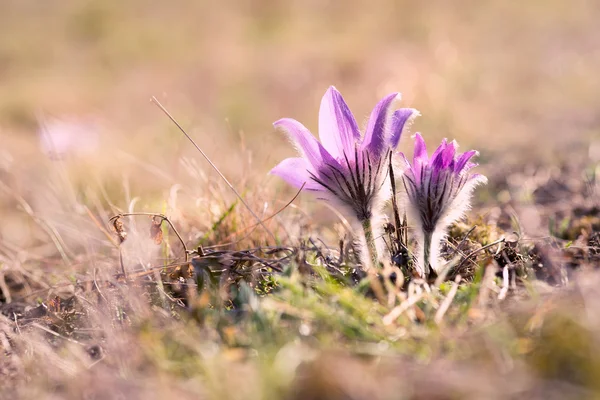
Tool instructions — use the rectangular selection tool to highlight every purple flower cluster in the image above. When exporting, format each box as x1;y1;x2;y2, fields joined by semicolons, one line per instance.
400;133;487;276
271;86;485;276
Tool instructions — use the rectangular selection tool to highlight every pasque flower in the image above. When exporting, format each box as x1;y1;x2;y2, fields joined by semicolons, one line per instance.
400;133;487;277
271;86;418;268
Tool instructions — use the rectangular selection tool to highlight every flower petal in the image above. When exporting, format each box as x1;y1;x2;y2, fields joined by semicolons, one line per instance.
430;138;447;169
454;150;478;173
432;138;460;174
411;133;428;185
441;140;458;168
468;173;487;185
398;151;417;187
412;133;428;164
361;92;399;155
390;108;420;149
397;151;412;169
274;118;334;169
413;132;429;164
318;86;361;160
270;157;321;191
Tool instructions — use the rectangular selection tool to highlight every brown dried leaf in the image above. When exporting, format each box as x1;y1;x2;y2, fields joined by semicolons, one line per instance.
150;216;163;245
112;217;127;244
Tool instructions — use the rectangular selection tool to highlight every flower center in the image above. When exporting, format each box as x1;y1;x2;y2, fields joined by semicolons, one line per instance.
309;148;390;221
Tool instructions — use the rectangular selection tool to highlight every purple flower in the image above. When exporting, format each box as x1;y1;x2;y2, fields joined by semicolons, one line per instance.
38;116;99;159
400;133;487;277
271;86;418;267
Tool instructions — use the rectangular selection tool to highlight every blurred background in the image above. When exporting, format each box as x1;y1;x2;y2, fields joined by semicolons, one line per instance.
2;0;599;157
1;0;599;247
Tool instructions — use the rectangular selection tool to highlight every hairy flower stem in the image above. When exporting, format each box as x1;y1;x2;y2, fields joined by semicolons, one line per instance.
362;218;379;269
423;230;432;278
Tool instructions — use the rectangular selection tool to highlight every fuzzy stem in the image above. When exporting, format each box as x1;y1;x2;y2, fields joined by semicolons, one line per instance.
422;230;432;278
362;218;379;269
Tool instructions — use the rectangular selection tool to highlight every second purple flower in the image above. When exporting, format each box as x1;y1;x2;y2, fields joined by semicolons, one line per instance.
400;133;487;277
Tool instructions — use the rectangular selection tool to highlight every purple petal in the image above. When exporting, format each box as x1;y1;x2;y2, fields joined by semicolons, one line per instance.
274;118;335;169
318;86;361;160
411;133;428;185
361;92;399;155
466;173;488;188
390;108;419;149
412;133;428;164
430;139;451;182
398;151;417;183
398;151;412;169
463;162;478;172
468;173;484;181
270;158;321;191
430;138;447;168
441;140;457;168
454;150;478;173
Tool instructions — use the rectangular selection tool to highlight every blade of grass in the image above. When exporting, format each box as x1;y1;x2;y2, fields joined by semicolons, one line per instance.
150;96;276;243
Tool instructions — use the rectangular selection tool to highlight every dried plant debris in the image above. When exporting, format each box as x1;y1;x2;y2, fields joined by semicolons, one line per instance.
149;215;164;245
112;216;127;244
2;155;600;398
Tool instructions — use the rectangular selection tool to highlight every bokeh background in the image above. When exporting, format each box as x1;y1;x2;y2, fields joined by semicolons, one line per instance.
3;0;599;162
